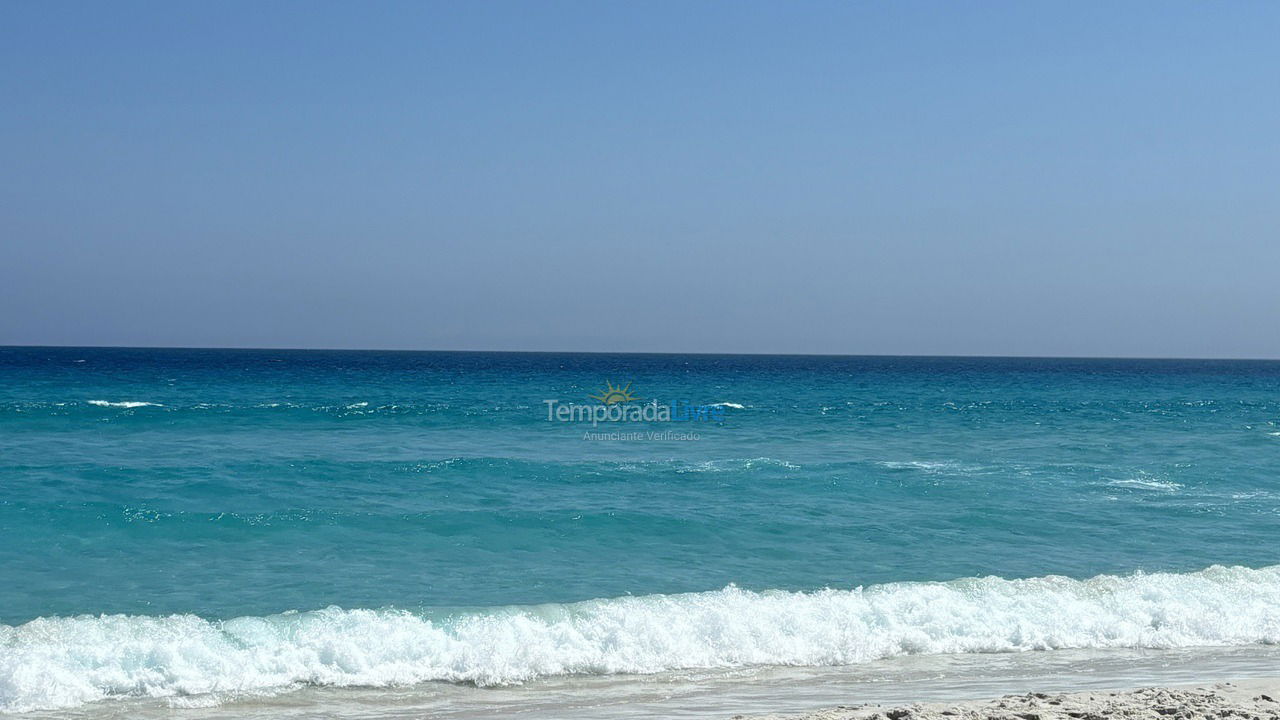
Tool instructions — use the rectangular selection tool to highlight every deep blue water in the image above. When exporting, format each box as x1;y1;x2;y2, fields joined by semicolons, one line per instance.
4;347;1280;712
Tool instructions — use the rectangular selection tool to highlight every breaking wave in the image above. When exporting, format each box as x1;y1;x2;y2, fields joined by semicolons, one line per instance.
85;400;163;408
3;565;1280;712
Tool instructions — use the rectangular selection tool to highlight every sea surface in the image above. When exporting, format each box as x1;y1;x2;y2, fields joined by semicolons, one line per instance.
3;347;1280;716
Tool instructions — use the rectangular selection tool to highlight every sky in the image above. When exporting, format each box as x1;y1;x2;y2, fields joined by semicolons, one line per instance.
2;1;1278;357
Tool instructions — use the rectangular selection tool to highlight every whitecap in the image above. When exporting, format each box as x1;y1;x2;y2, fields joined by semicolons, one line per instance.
1107;477;1183;492
86;400;162;408
4;564;1280;713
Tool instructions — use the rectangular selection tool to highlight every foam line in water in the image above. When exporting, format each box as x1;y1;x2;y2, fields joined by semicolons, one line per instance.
85;400;163;408
2;564;1280;712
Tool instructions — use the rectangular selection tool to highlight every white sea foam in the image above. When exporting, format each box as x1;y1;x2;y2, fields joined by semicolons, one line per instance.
877;460;985;475
86;400;163;408
1108;477;1183;492
3;565;1280;712
674;458;800;472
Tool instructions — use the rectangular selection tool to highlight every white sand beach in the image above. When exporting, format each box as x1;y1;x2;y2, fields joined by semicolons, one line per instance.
743;680;1280;720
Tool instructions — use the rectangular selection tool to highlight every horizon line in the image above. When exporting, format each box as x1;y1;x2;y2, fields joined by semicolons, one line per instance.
2;343;1279;363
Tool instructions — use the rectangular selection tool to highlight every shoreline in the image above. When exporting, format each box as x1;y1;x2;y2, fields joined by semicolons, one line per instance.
740;680;1280;720
7;660;1280;718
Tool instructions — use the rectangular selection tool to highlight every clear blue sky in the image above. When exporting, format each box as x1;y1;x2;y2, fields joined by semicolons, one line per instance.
2;1;1278;357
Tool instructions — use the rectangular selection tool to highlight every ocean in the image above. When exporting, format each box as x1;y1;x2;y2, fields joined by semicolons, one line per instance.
2;347;1280;717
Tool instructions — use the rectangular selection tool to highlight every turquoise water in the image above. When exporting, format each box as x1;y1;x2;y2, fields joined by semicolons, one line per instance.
3;347;1280;713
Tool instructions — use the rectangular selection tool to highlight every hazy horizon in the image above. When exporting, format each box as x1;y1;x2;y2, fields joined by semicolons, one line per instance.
8;343;1280;362
4;1;1279;358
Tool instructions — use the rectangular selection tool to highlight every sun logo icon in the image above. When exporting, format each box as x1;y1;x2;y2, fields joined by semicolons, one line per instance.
589;380;640;405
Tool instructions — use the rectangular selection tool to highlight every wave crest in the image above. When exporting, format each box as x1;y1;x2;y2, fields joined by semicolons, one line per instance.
86;400;163;408
3;565;1280;712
